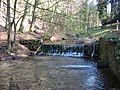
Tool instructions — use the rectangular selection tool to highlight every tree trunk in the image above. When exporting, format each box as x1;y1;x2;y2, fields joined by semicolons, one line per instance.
0;0;1;17
6;0;11;52
12;0;18;48
18;0;29;33
29;0;38;31
0;0;1;8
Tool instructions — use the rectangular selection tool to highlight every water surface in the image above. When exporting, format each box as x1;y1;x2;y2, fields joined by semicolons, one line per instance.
0;56;119;90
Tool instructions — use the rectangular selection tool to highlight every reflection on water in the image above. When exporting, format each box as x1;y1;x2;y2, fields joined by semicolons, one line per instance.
86;76;96;86
57;64;104;89
0;56;120;90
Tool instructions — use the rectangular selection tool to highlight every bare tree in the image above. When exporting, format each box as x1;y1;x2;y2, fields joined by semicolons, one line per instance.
29;0;38;31
18;0;29;32
12;0;18;48
6;0;12;52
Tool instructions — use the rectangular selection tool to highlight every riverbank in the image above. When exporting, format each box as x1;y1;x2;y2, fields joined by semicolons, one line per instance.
98;30;120;80
0;25;44;61
0;25;95;61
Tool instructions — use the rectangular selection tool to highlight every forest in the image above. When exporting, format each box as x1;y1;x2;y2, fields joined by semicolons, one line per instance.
0;0;101;52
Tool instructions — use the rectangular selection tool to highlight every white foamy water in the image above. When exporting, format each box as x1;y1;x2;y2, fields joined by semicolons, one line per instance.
60;65;93;68
48;52;84;57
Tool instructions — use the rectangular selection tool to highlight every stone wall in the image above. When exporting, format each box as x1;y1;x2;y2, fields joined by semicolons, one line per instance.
99;37;120;80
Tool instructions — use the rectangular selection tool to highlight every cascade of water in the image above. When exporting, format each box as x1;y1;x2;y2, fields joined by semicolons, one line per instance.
38;44;85;57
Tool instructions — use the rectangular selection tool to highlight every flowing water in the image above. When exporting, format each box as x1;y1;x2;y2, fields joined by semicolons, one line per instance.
0;56;120;90
0;44;120;89
38;44;85;57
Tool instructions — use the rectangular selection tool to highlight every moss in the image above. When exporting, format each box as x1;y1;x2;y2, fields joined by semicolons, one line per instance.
104;34;120;41
115;42;120;60
98;32;120;80
19;39;42;51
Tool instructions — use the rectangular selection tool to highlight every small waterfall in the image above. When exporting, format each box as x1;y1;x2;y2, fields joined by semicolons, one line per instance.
37;44;85;57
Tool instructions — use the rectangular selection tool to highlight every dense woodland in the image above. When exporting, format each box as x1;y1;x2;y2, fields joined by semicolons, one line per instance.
0;0;119;52
98;0;120;25
0;0;102;52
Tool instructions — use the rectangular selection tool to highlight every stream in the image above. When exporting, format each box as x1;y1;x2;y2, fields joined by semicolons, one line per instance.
0;44;120;90
0;55;120;90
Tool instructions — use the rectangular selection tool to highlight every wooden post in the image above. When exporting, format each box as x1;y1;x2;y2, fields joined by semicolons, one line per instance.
117;20;119;30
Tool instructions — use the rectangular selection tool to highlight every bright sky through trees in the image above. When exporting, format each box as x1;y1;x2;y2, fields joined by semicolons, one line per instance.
107;0;111;14
88;0;111;14
88;0;97;5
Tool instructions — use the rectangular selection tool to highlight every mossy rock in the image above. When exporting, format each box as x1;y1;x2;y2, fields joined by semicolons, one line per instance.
104;34;120;41
115;42;120;60
19;39;42;51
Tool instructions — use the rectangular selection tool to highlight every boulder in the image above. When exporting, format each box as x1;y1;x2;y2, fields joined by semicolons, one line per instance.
50;35;64;42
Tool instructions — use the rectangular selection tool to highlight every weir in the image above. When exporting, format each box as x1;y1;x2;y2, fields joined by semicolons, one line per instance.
37;44;85;57
19;39;98;58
